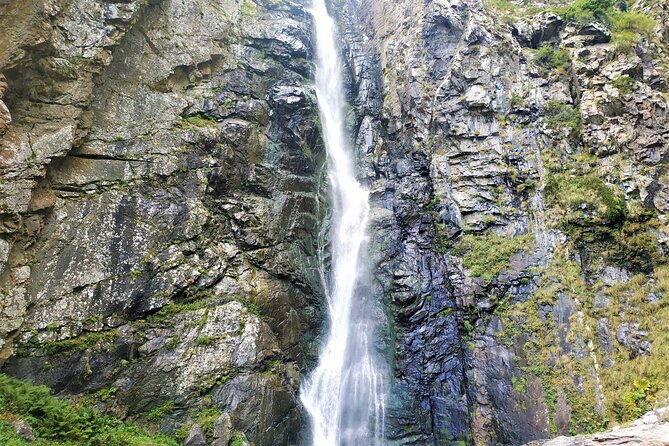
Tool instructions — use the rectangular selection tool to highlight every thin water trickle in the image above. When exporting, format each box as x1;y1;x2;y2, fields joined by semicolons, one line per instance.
300;1;388;445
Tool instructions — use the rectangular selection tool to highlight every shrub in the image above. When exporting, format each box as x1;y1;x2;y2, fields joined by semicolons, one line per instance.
557;0;615;23
611;75;636;94
611;12;656;53
534;45;571;72
0;373;178;445
543;100;582;134
612;12;655;36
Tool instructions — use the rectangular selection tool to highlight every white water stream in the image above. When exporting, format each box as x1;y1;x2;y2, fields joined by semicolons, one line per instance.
300;1;387;445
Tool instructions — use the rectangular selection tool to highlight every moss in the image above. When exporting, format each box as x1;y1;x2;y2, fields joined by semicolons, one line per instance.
24;329;120;356
149;300;209;324
456;232;535;281
176;113;218;130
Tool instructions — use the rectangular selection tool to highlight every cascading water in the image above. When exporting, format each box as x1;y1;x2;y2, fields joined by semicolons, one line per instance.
300;1;388;445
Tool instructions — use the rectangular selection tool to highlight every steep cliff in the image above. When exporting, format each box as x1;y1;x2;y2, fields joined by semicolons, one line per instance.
1;0;668;445
340;0;669;443
1;0;324;444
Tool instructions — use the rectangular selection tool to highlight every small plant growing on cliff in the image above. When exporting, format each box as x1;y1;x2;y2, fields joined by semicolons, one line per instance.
611;75;636;94
230;433;250;446
542;101;582;135
534;45;571;73
240;0;258;18
145;401;176;421
509;93;526;109
195;335;217;346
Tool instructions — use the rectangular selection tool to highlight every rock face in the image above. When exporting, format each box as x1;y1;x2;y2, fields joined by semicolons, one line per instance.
1;0;668;445
529;406;669;445
338;0;669;444
0;0;324;444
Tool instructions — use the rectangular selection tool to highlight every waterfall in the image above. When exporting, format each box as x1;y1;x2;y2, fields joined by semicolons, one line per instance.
300;1;388;445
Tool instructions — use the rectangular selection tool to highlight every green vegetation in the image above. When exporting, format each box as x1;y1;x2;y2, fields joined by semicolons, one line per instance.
557;0;616;23
611;74;636;94
0;374;178;446
533;45;571;73
195;336;217;347
545;173;626;228
174;407;223;443
555;0;656;53
165;337;179;351
230;433;249;446
542;100;582;135
456;232;535;281
509;93;526;109
239;0;258;18
144;401;176;421
597;266;669;422
18;330;120;356
149;299;209;325
494;253;611;435
611;219;665;273
176;113;218;130
611;12;656;53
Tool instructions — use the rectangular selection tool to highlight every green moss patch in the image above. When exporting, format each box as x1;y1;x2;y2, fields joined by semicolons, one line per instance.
456;232;535;281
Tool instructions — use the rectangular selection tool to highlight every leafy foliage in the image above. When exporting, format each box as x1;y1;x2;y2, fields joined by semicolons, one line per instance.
0;374;178;445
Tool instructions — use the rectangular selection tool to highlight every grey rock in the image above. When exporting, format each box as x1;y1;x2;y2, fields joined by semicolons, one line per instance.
184;423;206;446
212;413;233;446
616;323;652;358
11;419;35;441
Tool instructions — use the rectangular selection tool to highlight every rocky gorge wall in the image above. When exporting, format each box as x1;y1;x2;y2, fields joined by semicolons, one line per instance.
339;0;669;444
0;0;326;444
1;0;669;445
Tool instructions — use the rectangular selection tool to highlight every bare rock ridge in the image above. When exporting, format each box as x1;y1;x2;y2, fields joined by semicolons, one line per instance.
1;0;668;445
